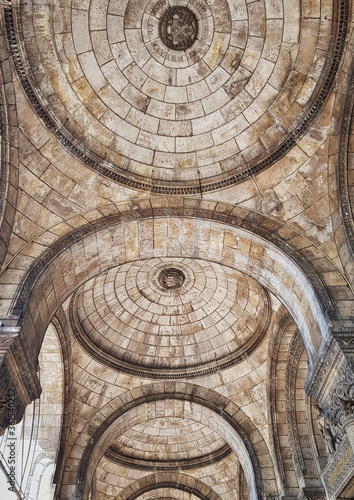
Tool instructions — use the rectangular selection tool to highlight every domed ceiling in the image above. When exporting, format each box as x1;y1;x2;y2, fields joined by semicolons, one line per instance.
106;416;231;470
70;257;271;378
14;0;338;193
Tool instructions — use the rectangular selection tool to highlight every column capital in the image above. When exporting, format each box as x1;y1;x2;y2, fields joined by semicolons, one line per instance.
0;321;41;434
330;319;354;360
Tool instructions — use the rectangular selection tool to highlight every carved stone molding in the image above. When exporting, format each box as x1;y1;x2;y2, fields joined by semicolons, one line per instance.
306;321;354;408
323;363;354;427
338;60;354;256
297;487;326;500
333;333;354;357
114;473;223;500
105;443;232;471
331;320;354;360
0;68;8;229
305;329;354;434
270;315;295;487
305;335;343;403
286;332;307;478
51;312;74;493
315;404;345;457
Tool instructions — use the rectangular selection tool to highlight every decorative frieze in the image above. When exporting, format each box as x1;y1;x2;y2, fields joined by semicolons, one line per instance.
297;487;326;500
321;437;354;499
286;332;307;477
324;366;354;427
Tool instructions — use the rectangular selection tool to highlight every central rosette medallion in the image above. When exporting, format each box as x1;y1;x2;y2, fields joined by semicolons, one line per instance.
159;6;198;50
158;268;186;289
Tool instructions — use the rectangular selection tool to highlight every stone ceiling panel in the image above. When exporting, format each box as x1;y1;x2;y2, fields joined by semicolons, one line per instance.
13;0;340;193
108;416;227;465
72;257;271;377
95;454;245;500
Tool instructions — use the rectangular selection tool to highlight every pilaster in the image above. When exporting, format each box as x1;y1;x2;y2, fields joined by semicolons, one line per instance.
305;321;354;499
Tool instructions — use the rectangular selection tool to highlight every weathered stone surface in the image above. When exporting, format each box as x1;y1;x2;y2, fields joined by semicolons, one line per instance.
0;0;353;499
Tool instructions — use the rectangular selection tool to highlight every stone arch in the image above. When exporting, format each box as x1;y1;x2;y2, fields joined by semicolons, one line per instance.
268;313;326;497
0;200;346;443
50;310;74;492
64;383;275;500
285;331;308;486
268;314;299;496
113;473;223;500
0;203;341;433
293;348;323;488
7;207;335;366
0;199;345;316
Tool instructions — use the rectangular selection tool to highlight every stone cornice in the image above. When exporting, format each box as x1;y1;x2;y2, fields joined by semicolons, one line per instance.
105;443;232;471
305;334;342;403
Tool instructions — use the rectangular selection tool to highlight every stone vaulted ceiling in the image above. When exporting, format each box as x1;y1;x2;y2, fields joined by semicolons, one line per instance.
0;1;353;500
8;0;346;192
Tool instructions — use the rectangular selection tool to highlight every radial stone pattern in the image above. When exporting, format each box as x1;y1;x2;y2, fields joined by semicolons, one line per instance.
72;258;270;377
20;0;332;189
